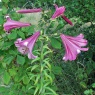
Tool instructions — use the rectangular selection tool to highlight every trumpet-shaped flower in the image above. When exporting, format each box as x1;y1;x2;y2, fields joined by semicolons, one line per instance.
3;15;31;33
52;4;73;26
16;8;42;14
52;4;65;19
15;31;40;59
60;34;88;61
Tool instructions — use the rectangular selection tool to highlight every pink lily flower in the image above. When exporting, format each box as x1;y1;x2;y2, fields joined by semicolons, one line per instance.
60;33;88;61
15;31;40;59
16;8;42;14
52;4;73;26
3;15;31;33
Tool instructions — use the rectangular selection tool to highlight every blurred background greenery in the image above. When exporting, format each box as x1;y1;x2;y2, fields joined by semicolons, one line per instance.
0;0;95;95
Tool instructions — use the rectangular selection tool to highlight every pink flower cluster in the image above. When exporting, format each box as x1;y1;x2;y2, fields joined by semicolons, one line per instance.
3;4;88;61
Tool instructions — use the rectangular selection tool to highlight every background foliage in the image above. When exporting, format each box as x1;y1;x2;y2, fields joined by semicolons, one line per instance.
0;0;95;95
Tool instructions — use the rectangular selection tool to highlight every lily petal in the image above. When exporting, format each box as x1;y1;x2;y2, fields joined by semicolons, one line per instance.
16;8;42;14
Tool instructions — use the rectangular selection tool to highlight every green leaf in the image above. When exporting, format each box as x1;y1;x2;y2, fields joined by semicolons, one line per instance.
2;6;7;14
0;87;7;93
3;71;11;85
44;71;52;83
80;81;87;89
45;87;58;95
17;55;25;65
9;69;17;76
9;50;18;55
92;83;95;88
0;16;4;24
8;31;17;39
31;64;39;72
23;75;30;85
4;55;14;64
34;75;40;85
27;26;35;35
31;57;40;63
14;75;19;82
2;41;14;50
52;65;62;75
17;31;25;39
34;84;40;95
50;38;61;49
2;0;9;3
84;89;93;95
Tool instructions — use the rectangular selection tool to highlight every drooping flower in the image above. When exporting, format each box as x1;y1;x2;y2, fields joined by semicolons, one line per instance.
16;8;42;14
52;4;65;19
60;33;88;61
15;31;40;59
3;15;31;33
51;4;73;26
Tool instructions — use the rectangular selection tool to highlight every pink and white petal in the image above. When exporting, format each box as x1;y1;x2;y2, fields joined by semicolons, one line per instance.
80;47;89;51
76;34;84;38
18;47;25;54
69;39;88;47
27;32;40;51
65;34;84;40
28;52;37;59
18;46;29;54
15;38;22;47
61;34;78;61
65;43;78;61
65;34;88;47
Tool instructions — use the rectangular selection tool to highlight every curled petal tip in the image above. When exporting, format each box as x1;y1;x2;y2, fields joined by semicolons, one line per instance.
53;4;58;9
